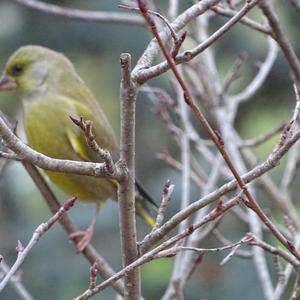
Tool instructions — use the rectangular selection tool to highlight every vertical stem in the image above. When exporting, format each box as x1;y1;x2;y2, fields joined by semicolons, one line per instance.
178;75;191;233
163;75;191;299
118;53;140;300
168;0;178;20
259;0;300;84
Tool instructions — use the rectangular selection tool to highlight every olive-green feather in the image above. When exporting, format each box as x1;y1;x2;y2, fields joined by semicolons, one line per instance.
3;45;156;224
24;95;117;202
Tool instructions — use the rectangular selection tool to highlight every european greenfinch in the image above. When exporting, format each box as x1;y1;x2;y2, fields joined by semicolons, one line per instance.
0;45;155;251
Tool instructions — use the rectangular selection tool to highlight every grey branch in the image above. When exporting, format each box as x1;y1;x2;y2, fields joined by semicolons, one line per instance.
132;0;221;81
0;261;34;300
0;115;124;180
14;0;144;25
259;0;300;83
75;194;241;300
139;129;300;254
0;198;76;292
23;162;125;296
211;5;272;36
118;53;140;300
133;0;258;84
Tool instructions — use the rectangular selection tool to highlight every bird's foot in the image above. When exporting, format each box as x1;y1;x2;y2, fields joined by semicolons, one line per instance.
69;204;99;252
70;226;94;252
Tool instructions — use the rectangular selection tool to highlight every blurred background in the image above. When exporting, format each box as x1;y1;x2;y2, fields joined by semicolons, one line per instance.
0;1;299;299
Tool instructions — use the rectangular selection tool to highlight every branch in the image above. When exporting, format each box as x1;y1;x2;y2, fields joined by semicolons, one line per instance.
75;194;241;300
119;4;178;42
134;0;259;84
156;236;249;259
239;122;285;149
0;261;34;300
289;0;300;11
259;0;300;84
152;180;174;230
132;0;221;81
246;233;300;269
0;197;76;292
70;116;116;174
138;0;300;264
14;0;144;25
118;53;140;300
211;4;272;36
162;154;223;300
272;235;300;300
168;0;179;20
22;162;125;296
231;37;278;104
281;86;300;192
213;229;252;259
0;115;124;180
139;129;300;253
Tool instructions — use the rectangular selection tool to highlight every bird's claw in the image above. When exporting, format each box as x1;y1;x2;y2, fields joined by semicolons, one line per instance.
70;228;93;252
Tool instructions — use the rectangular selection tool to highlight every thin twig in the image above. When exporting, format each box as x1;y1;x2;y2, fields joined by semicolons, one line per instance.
211;4;272;36
239;122;285;149
231;37;278;104
14;0;144;25
157;151;206;189
156;237;249;259
272;236;300;300
139;129;300;254
75;194;241;300
291;275;300;300
246;233;300;269
222;51;247;93
134;0;259;84
153;180;174;230
0;197;76;291
119;4;178;41
213;229;252;259
0;261;34;300
70;116;115;174
280;86;300;193
22;162;125;296
259;0;300;84
138;0;300;262
132;0;221;81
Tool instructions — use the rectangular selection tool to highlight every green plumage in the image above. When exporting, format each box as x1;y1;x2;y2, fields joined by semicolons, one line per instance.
24;95;117;202
1;45;155;226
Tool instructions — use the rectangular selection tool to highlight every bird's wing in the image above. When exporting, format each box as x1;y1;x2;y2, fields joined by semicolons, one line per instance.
62;96;119;163
59;97;157;225
65;127;90;161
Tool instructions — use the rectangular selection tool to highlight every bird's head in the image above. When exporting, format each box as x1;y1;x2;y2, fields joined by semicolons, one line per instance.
0;45;76;99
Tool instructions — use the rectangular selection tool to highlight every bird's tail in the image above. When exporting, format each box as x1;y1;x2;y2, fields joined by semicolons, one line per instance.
135;180;157;227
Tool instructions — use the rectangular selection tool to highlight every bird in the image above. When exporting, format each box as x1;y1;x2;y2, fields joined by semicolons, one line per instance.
0;45;156;251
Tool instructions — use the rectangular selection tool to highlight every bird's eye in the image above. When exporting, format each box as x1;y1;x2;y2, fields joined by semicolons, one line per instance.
11;64;24;77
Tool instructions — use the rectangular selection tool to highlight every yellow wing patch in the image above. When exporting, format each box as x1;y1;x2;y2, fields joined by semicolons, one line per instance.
110;179;119;186
66;128;90;161
140;211;156;228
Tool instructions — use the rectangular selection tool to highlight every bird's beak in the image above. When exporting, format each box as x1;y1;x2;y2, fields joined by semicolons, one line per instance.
0;74;17;91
